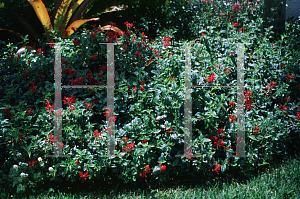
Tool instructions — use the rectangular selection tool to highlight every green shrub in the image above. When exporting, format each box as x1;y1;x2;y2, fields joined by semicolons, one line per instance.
0;0;299;196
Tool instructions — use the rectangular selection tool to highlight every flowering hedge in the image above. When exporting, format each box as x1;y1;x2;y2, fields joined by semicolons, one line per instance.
0;0;300;195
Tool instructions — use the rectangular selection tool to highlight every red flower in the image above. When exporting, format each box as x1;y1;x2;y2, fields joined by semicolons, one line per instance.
28;158;38;168
210;135;218;143
286;74;294;82
122;137;128;143
217;128;224;135
184;148;194;160
229;114;237;123
30;82;39;93
135;51;142;56
123;143;135;152
145;165;150;173
4;109;12;119
225;68;232;74
49;40;55;48
9;53;15;58
253;126;260;136
45;100;55;113
90;32;96;40
63;96;76;107
80;171;89;180
99;65;107;72
228;101;235;109
232;22;239;29
217;139;226;148
91;53;98;60
269;81;277;89
132;86;137;91
296;112;300;120
93;99;100;105
124;21;133;28
73;39;80;46
212;163;221;173
279;104;287;112
141;139;148;143
109;21;116;27
62;58;69;65
18;135;25;144
159;163;166;172
163;37;171;47
140;173;147;178
64;68;75;76
36;47;45;55
201;33;206;37
140;85;145;91
245;97;254;111
46;134;58;146
22;70;29;80
206;73;216;83
63;29;69;37
57;142;65;149
25;109;34;116
71;77;84;85
96;27;102;33
93;130;102;140
239;27;245;33
103;107;113;117
245;90;252;98
75;159;80;165
232;3;242;12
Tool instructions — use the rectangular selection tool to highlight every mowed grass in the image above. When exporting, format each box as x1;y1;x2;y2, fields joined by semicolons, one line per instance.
2;153;299;199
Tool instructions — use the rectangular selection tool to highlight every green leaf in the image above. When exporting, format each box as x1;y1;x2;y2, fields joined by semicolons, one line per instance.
173;158;179;167
152;166;161;175
203;38;211;54
221;164;226;172
248;135;258;141
202;138;211;143
158;153;166;164
230;55;237;67
22;142;33;159
262;161;269;165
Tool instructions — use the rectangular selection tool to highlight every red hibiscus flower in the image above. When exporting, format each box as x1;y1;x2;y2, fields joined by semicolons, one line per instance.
80;171;89;180
159;163;166;172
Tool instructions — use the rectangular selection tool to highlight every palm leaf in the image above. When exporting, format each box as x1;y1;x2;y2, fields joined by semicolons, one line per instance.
58;0;85;36
83;0;129;19
64;17;99;37
27;0;53;39
68;0;94;27
53;0;73;31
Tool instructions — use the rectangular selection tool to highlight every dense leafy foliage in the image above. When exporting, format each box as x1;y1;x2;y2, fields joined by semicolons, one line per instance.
0;0;299;196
